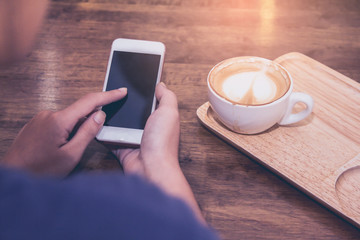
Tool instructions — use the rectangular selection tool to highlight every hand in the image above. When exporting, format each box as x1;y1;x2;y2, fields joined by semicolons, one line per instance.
113;82;180;177
2;88;127;176
113;83;206;224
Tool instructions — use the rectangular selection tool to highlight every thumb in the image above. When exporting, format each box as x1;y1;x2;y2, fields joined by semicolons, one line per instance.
155;82;178;109
62;110;106;159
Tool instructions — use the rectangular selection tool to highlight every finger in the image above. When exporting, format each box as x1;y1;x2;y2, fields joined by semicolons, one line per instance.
59;88;127;129
62;110;106;160
112;149;144;175
112;149;135;165
155;83;178;110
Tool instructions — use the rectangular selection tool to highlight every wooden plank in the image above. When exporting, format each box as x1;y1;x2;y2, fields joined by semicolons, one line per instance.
197;52;360;227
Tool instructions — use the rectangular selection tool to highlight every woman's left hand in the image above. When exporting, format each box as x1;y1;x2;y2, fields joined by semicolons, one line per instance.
2;88;127;176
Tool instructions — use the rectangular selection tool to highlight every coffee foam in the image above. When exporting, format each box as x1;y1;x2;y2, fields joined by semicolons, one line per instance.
222;71;277;105
210;59;290;106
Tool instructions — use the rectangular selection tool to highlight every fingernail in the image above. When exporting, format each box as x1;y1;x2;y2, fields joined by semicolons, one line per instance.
118;87;127;94
159;82;166;88
94;111;106;125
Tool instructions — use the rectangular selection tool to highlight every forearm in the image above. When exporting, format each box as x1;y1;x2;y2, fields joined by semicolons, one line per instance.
146;162;206;225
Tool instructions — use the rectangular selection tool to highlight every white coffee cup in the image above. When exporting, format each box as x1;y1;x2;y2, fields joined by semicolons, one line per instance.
207;56;314;134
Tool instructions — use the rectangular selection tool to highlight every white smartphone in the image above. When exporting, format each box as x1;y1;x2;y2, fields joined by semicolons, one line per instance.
96;38;165;145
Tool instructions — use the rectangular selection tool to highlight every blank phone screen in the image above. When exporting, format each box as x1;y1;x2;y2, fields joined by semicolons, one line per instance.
102;51;161;129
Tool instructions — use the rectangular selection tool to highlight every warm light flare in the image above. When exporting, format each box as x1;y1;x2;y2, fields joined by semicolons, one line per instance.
259;0;275;43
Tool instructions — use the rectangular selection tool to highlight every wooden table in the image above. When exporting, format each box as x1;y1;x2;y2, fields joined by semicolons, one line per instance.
0;0;359;238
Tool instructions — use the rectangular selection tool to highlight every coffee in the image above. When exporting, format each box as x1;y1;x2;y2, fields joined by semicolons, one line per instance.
209;57;290;106
207;56;313;134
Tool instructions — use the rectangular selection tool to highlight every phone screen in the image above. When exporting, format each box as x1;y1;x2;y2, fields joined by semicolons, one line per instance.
102;51;161;129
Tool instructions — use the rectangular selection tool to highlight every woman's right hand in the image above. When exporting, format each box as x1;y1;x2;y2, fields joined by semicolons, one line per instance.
113;82;180;177
112;83;206;224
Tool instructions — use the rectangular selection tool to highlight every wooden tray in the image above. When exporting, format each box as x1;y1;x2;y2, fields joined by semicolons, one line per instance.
197;52;360;227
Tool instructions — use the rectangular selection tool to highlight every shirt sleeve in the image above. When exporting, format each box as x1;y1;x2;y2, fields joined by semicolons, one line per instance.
0;167;219;240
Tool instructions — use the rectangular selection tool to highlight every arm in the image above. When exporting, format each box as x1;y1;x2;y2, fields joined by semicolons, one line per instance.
0;168;219;240
113;83;206;224
2;83;206;225
1;88;127;176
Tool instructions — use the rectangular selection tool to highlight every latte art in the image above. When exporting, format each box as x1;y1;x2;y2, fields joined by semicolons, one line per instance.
222;71;277;105
207;57;313;134
209;58;291;106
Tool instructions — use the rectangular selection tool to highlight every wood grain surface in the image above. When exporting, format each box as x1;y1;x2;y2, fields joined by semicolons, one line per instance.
197;52;360;228
0;0;359;239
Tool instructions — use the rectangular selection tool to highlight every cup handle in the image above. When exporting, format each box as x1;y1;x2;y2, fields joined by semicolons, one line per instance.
278;92;314;125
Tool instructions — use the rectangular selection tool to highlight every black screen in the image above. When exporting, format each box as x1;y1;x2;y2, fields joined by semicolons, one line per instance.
102;51;161;129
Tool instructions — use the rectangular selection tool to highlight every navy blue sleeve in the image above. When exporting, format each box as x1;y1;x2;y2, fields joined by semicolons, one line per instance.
0;167;219;240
